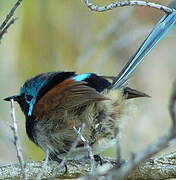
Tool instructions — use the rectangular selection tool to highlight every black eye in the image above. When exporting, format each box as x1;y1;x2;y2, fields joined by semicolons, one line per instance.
25;95;33;102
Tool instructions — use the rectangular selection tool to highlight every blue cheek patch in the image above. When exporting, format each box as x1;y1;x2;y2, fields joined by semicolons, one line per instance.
73;73;91;82
28;98;36;116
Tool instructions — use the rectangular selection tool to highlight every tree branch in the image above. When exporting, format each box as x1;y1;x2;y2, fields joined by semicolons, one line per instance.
10;99;26;180
128;151;176;179
83;0;175;13
0;0;23;41
1;152;176;179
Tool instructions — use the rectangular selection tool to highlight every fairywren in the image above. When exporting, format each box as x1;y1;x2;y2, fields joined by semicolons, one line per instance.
4;8;176;162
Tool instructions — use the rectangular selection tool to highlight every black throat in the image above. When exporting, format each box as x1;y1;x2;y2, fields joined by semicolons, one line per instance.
25;115;38;145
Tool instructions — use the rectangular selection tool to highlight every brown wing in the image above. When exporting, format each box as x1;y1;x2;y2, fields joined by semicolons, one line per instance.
33;79;109;117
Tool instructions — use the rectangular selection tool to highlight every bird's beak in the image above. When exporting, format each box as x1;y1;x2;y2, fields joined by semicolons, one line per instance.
4;95;18;102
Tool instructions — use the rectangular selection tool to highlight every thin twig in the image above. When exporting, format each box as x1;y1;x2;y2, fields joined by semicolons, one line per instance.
35;150;49;180
10;99;27;180
0;0;23;42
48;124;86;180
73;125;95;174
83;0;174;13
0;0;23;30
0;18;18;41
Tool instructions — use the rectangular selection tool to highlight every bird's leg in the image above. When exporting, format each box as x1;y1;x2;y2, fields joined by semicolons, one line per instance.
94;154;108;165
48;153;68;174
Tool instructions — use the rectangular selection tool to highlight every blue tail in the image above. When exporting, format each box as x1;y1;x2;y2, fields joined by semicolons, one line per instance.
111;6;176;89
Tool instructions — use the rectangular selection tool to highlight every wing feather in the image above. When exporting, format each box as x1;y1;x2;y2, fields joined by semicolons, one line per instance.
33;79;109;117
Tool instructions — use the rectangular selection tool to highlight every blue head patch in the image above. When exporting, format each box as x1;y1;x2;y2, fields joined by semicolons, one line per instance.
18;72;58;116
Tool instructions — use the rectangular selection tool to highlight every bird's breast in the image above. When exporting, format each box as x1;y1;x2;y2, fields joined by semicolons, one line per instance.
30;89;125;155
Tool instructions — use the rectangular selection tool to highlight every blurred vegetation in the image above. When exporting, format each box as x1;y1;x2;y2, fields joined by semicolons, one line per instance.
0;0;175;164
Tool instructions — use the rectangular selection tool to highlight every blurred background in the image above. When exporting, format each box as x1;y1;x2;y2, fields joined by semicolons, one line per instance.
0;0;175;164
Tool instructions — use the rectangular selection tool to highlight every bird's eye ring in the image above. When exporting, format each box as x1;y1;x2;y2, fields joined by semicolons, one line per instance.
25;95;33;102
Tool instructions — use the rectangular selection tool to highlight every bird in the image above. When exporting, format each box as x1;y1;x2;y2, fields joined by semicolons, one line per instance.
4;3;176;163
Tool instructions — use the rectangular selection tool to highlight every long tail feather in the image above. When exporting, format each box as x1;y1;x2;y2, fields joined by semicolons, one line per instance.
110;4;176;90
